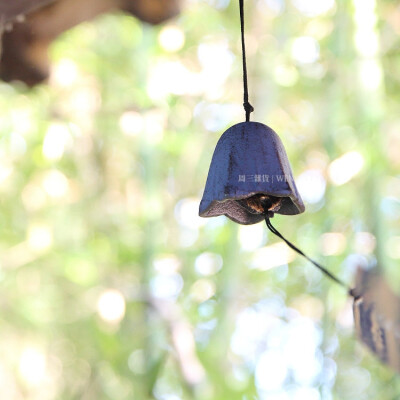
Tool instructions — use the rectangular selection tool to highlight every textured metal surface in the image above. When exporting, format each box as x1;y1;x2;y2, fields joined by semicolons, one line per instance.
199;121;305;225
353;267;400;374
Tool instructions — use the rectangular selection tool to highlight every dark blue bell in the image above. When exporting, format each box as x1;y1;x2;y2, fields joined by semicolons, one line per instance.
199;121;305;225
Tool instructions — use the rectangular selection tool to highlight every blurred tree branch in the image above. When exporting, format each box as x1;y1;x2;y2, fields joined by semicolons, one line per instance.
0;0;55;23
0;0;180;86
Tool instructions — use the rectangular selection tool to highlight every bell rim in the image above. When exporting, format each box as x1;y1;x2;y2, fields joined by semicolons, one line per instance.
199;191;305;218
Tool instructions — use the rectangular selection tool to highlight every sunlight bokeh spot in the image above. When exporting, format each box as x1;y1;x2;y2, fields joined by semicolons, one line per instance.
119;111;144;136
296;169;326;204
27;224;53;253
355;31;378;58
274;64;299;87
263;0;285;15
154;255;182;274
328;151;364;185
291;36;320;64
251;243;295;270
148;61;196;100
144;110;166;143
97;289;126;324
19;347;47;386
50;58;79;87
10;132;27;156
42;170;69;198
159;26;185;52
291;387;320;400
359;59;382;91
354;232;376;254
255;349;287;392
321;232;346;256
231;298;285;362
150;273;184;300
195;252;223;276
353;0;377;52
22;183;47;211
291;0;335;17
190;279;216;303
42;123;71;161
175;198;206;229
290;295;324;321
11;108;33;135
239;223;266;251
284;318;322;384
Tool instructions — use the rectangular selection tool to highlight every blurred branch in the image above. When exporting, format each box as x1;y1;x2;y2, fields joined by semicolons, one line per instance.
0;242;39;269
0;0;55;23
152;299;206;389
0;15;3;59
0;0;181;86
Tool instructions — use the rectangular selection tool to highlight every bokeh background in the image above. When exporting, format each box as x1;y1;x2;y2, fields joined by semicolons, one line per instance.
1;0;400;398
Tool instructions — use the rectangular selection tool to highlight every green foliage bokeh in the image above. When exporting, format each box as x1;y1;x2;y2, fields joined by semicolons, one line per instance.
1;0;400;399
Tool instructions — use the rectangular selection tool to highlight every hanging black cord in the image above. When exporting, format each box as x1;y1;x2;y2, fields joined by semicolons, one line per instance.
239;0;254;122
265;216;353;296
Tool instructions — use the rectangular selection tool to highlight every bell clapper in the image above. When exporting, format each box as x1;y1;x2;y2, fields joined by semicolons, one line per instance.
237;194;283;217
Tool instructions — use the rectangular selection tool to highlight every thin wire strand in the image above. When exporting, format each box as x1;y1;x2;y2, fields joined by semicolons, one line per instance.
239;0;254;122
265;217;353;295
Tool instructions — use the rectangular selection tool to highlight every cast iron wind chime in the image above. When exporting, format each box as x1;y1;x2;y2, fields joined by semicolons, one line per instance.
199;0;400;375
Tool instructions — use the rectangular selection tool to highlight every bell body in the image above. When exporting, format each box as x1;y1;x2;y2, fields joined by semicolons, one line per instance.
199;121;305;225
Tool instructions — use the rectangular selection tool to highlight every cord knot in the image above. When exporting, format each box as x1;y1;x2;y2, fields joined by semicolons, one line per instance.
243;101;254;121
